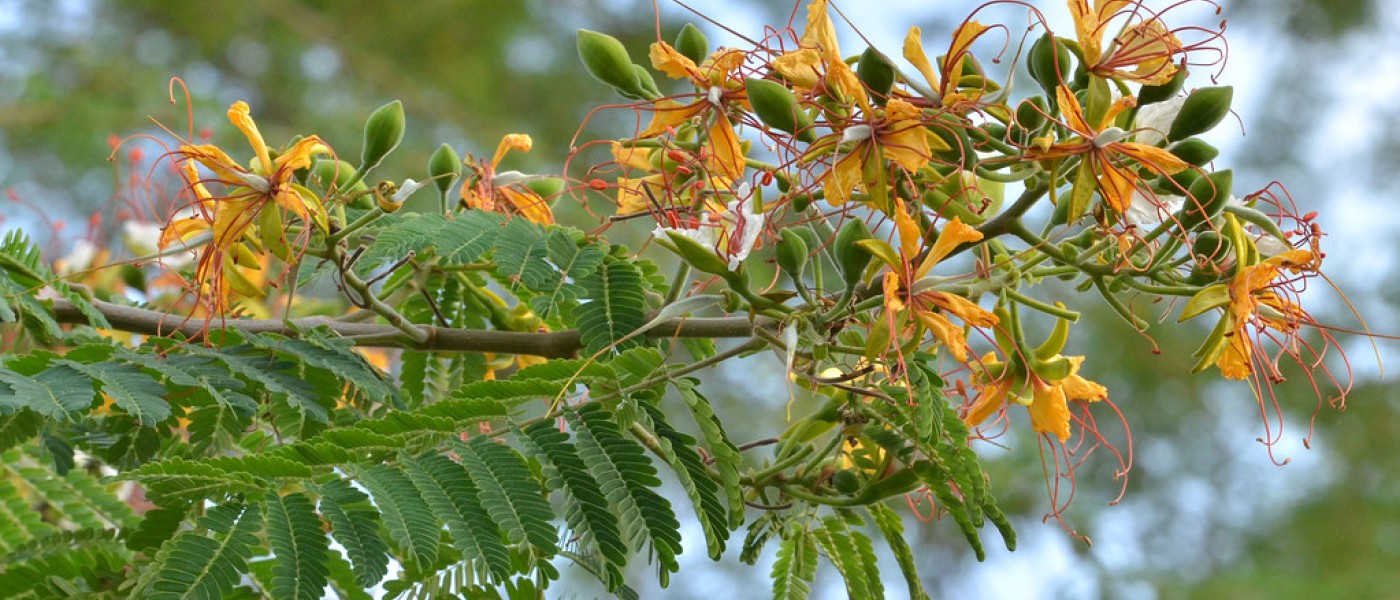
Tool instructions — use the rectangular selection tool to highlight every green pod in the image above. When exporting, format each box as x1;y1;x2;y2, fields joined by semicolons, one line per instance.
980;122;1007;141
1191;231;1231;260
428;143;462;198
1027;33;1072;98
1138;68;1188;106
1168;138;1220;166
833;218;874;289
857;46;896;104
1175;169;1233;231
1187;233;1233;284
745;78;815;142
831;469;862;494
775;228;810;281
361;100;405;173
674;23;708;64
577;29;644;98
1168;86;1233;141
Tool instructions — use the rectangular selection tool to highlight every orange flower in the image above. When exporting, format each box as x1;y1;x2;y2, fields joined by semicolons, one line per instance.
161;101;330;314
1068;0;1184;85
965;352;1108;442
1028;86;1188;215
818;98;938;206
1215;249;1317;379
876;200;998;362
903;19;992;107
460;134;552;225
638;43;749;181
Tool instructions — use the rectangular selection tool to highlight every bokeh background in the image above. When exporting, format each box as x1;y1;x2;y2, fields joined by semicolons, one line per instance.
1;0;1396;597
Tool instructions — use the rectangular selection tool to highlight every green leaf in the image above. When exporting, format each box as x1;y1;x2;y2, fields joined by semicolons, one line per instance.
636;399;729;559
454;437;558;557
812;515;883;599
119;457;270;505
400;452;513;581
139;503;262;600
771;527;817;600
568;403;682;584
493;217;552;287
317;480;390;588
0;410;42;452
3;448;136;530
576;256;648;355
679;385;745;527
527;229;607;319
0;363;95;419
870;504;930;600
365;211;505;267
351;464;439;569
265;491;331;600
59;359;170;426
518;421;628;589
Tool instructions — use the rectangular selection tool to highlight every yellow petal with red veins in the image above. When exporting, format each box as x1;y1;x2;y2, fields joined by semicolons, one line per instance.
1029;380;1072;441
917;217;981;279
1095;158;1137;214
913;309;970;362
706;116;746;181
650;41;698;80
892;198;922;260
902;27;939;89
227;101;272;175
701;48;746;86
880;99;931;174
274;135;331;174
801;0;840;57
941;20;989;95
1114;141;1189;175
931;292;998;327
500;186;553;225
1217;333;1253;380
181;144;247;184
823;147;866;206
1055;86;1093;136
492;134;533;169
639;100;705;138
611;142;655;171
965;376;1012;427
772;49;822;90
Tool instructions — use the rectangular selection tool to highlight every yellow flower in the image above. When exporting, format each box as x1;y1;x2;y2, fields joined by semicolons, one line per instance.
1028;86;1188;215
902;19;991;108
965;353;1108;442
880;201;998;362
460;134;553;225
1216;248;1317;379
1068;0;1184;85
637;44;749;181
820;98;936;206
771;0;868;111
161;101;330;315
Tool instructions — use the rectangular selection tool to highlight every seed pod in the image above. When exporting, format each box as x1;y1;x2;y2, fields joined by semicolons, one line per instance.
428;144;461;198
674;23;708;64
1176;169;1233;231
775;228;809;281
1168;86;1233;141
1027;33;1072;98
833;218;874;289
1138;68;1188;106
361;100;404;174
857;47;896;104
1168;138;1220;166
577;29;644;98
745;78;815;142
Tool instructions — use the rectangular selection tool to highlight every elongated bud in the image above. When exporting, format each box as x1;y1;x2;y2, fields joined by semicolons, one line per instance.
1034;309;1072;361
632;64;663;100
428;143;461;198
857;47;896;104
525;177;564;198
361;100;405;174
1168;86;1233;141
577;29;645;98
1186;232;1234;284
1168;138;1219;166
834;218;874;289
674;23;708;64
313;158;370;207
1014;96;1048;132
1027;33;1072;98
662;230;731;275
1138;68;1188;106
745;78;815;142
1176;169;1233;231
775;228;809;281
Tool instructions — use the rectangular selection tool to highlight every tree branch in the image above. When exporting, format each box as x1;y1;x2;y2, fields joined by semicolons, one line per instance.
49;298;775;359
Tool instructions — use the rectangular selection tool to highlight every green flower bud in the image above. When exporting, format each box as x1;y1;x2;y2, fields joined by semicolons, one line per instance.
831;469;862;494
857;47;896;104
525;177;564;198
1168;138;1220;166
1014;96;1048;132
980;122;1007;141
674;23;708;64
577;29;644;98
1187;232;1235;284
663;230;730;275
1138;68;1188;106
361;100;405;174
632;64;663;100
313;158;371;207
1027;33;1072;98
1168;86;1233;141
428;143;461;198
775;228;810;281
1176;169;1233;231
834;218;874;289
745;78;815;142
